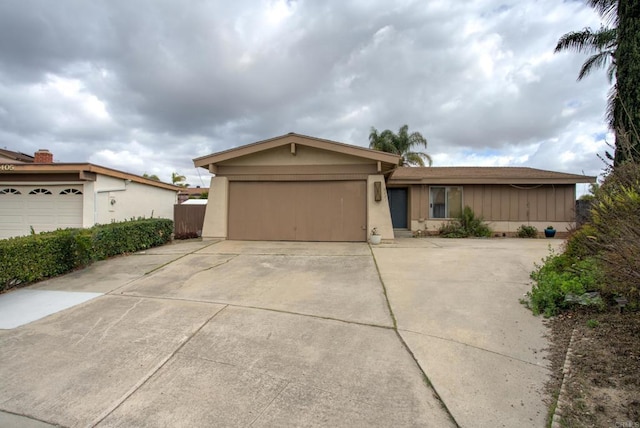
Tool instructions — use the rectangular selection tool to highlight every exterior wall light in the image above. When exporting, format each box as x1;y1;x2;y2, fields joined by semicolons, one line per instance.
374;181;382;202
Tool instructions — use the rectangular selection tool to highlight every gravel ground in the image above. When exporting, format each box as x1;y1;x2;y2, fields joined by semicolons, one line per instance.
545;308;640;427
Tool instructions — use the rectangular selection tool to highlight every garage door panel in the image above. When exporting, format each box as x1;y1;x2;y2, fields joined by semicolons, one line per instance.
228;182;296;241
228;181;366;242
0;186;83;239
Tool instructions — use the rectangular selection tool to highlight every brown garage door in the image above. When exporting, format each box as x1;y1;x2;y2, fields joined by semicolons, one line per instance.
228;181;367;241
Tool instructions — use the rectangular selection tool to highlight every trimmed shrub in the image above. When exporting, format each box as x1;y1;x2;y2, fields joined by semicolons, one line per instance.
439;206;492;238
92;218;173;259
517;225;538;238
0;218;173;292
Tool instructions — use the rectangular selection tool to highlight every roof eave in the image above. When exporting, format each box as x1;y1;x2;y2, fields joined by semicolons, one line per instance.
3;163;181;191
193;133;400;169
389;177;597;185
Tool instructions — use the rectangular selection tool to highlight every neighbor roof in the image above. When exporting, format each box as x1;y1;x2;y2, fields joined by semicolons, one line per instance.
389;167;596;184
2;163;181;191
194;132;401;171
0;148;34;164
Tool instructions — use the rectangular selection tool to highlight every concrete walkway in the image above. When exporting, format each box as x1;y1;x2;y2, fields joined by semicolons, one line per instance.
0;238;560;427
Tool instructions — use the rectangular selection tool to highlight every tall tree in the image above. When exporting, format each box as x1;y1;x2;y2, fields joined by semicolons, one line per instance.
613;0;640;164
555;0;640;164
369;124;432;166
142;172;160;181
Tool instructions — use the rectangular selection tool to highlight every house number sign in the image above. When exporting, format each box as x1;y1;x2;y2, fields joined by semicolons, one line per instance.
0;164;15;171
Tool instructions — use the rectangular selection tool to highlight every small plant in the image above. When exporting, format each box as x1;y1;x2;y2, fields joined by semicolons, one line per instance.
586;319;599;328
546;225;555;230
439;206;491;238
517;225;538;238
370;227;379;236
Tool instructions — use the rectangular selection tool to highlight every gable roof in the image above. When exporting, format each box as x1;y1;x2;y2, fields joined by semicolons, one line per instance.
389;167;596;184
193;132;400;172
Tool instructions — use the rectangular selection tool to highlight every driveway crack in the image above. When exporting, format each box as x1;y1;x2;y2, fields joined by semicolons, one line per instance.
88;304;229;427
247;380;291;427
398;328;549;369
369;244;460;428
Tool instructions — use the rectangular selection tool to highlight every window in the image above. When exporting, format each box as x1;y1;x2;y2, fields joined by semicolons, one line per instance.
430;186;462;219
0;188;21;194
29;188;52;195
60;188;83;195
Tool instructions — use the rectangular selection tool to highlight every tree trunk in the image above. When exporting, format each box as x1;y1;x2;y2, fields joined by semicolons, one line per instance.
614;0;640;165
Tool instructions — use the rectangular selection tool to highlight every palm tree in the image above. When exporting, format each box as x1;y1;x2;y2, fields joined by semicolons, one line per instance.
554;0;640;164
171;172;188;188
554;26;617;83
369;124;432;166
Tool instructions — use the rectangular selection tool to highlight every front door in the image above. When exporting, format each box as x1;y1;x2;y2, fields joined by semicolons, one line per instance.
388;188;408;228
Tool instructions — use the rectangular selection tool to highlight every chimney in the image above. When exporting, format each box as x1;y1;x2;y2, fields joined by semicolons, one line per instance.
34;149;53;164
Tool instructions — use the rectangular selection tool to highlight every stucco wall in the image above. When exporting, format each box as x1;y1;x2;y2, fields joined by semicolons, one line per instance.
367;175;394;241
81;181;95;228
201;176;228;239
93;175;176;224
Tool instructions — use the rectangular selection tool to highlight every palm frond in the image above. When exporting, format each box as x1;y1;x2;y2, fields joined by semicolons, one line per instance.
555;27;615;54
403;152;432;167
586;0;617;24
578;51;615;81
369;124;432;166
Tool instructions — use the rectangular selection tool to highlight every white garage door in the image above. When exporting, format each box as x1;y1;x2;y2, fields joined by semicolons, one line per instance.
0;185;84;239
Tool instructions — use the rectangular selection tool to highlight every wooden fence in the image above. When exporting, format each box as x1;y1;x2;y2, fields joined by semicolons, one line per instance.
173;204;206;239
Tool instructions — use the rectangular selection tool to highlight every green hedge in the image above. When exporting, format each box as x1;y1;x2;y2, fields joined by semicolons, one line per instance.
0;218;173;292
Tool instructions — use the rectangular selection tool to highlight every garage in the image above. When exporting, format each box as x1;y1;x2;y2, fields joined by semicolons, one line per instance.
193;133;401;242
0;185;83;239
228;181;367;241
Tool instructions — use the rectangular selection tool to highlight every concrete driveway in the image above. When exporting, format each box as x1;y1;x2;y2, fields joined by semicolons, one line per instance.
0;238;560;427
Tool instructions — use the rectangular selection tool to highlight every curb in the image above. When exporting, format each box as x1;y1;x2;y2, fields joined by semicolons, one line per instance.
550;328;578;428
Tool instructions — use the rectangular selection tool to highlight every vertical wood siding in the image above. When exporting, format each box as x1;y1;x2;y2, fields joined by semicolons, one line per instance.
413;184;576;222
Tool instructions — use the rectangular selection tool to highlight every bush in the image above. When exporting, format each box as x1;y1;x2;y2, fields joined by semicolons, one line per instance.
0;218;173;292
525;162;640;315
517;225;538;238
564;224;598;259
439;206;492;238
591;183;640;301
526;251;604;317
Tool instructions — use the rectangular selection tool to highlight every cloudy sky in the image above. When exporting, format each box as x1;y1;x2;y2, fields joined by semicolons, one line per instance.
0;0;611;193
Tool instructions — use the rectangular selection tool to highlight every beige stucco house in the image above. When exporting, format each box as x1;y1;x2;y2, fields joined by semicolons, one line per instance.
0;149;180;239
194;133;596;242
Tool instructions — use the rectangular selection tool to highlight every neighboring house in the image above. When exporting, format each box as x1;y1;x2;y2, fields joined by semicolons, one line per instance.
177;186;207;203
193;133;596;242
0;149;180;239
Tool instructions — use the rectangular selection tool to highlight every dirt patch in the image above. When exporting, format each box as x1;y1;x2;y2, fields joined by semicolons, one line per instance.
545;309;640;427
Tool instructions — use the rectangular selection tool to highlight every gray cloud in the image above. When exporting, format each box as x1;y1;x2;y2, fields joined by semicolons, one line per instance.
0;0;611;187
